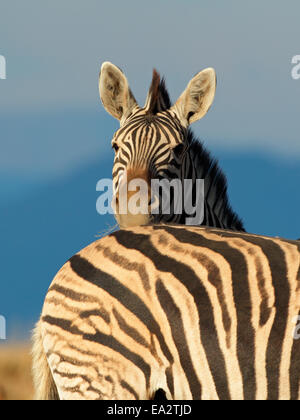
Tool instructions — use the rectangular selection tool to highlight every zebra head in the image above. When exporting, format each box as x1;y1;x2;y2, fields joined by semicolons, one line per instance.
99;62;217;228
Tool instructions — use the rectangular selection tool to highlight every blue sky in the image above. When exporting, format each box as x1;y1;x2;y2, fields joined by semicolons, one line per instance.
0;1;299;339
1;0;300;178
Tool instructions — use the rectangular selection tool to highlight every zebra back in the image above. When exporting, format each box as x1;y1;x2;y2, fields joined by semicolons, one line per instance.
35;225;300;400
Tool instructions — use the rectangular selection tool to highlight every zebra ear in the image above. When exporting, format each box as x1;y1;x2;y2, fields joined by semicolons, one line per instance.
171;68;216;126
99;62;138;123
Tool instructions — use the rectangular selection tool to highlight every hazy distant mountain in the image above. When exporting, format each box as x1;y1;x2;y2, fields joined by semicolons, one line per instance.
0;157;115;338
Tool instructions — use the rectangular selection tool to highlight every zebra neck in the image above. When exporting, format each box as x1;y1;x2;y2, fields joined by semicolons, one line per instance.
182;139;245;232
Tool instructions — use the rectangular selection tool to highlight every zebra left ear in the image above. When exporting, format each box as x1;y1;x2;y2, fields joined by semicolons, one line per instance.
170;68;216;126
99;62;138;123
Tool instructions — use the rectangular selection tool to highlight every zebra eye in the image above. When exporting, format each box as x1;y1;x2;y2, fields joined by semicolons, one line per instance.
112;143;119;153
173;144;185;156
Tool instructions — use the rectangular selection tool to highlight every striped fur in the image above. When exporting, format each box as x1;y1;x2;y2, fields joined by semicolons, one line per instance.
99;63;244;231
111;108;244;230
31;321;59;400
33;225;300;400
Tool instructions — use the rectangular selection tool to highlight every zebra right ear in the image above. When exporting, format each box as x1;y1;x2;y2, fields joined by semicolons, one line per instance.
99;62;138;123
170;68;216;126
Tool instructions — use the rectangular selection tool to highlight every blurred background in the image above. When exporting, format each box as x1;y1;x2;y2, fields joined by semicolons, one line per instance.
0;0;299;399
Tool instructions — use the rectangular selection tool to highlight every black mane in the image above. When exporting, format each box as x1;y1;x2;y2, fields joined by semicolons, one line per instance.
186;129;245;231
146;69;172;114
146;70;245;231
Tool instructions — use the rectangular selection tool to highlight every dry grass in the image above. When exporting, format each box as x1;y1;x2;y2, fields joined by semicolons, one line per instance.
0;343;34;400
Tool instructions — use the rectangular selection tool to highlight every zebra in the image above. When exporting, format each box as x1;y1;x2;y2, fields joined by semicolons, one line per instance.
32;224;300;400
98;62;244;231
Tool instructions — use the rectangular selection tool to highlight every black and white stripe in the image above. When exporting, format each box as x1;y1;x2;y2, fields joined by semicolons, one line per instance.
112;107;244;230
100;63;244;231
33;225;300;400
